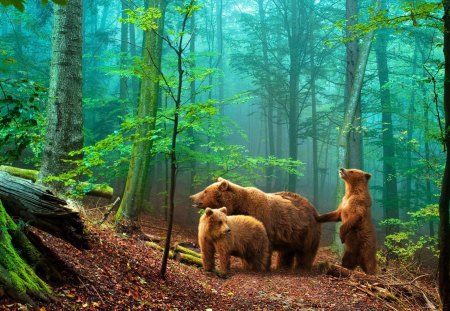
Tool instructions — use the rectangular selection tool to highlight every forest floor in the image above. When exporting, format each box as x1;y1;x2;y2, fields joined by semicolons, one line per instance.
0;206;441;311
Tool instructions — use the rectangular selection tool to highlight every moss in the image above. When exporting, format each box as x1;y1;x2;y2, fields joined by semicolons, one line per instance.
0;201;52;304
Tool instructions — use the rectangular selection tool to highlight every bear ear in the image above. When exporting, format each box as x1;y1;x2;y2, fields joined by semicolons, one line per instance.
218;180;229;192
217;177;224;182
219;207;227;215
365;173;372;180
205;208;213;216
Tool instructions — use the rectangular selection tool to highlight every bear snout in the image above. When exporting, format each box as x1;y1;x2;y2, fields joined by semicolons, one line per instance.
190;194;204;208
224;227;231;234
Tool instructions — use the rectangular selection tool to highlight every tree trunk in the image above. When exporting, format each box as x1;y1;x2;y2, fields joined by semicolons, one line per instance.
309;2;319;207
287;0;302;192
39;0;83;192
257;0;276;192
115;0;167;231
120;0;129;101
216;0;224;115
345;0;363;169
374;6;399;237
439;1;450;308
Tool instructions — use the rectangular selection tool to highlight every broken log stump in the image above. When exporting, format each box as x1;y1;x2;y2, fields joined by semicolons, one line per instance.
0;171;89;249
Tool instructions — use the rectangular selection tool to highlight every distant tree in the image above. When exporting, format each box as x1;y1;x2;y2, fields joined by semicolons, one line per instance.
344;0;363;168
374;0;399;237
38;0;83;192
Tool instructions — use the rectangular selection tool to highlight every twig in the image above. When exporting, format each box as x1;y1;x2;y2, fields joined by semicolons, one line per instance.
387;274;429;287
98;197;121;224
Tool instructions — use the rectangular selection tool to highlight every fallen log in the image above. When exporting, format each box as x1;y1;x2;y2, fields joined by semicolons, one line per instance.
0;165;113;198
174;244;201;258
146;241;203;267
0;171;89;249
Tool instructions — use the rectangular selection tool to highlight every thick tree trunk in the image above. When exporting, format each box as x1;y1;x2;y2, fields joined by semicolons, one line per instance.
115;0;167;231
439;1;450;308
39;0;83;192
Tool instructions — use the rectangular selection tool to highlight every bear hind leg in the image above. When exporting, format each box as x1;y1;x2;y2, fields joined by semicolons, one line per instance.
276;251;295;269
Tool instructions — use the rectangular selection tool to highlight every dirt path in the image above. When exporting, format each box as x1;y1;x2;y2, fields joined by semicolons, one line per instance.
0;213;439;310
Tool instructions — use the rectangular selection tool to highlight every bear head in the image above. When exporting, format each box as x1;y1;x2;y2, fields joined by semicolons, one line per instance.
339;168;371;185
190;178;238;214
203;207;231;239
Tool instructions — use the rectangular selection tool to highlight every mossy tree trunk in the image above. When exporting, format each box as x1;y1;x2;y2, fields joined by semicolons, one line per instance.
114;0;167;232
0;200;53;307
38;0;84;192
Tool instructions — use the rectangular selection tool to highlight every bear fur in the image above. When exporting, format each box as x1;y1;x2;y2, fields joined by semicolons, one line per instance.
316;168;377;274
191;178;321;270
198;207;269;276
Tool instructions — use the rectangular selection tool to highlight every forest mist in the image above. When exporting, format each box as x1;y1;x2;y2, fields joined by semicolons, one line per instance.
0;0;444;260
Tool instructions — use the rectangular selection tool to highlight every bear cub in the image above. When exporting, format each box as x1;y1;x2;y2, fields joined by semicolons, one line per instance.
198;207;270;276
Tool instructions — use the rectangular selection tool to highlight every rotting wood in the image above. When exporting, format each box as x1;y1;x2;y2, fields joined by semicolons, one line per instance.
0;165;114;198
0;171;89;249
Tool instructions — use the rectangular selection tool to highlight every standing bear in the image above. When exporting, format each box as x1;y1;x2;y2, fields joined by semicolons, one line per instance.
198;207;270;276
316;168;377;275
191;178;321;270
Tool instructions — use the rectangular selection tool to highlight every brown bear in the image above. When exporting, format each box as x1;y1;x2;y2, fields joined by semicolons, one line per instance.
191;178;321;270
198;207;270;276
316;168;377;274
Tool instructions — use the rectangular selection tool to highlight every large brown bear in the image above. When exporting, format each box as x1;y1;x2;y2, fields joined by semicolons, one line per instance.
316;168;377;274
191;178;321;270
198;207;270;276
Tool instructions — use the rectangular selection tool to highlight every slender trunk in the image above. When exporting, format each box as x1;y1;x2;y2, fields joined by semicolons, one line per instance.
345;0;363;168
257;0;275;192
439;2;450;308
189;13;197;193
216;0;224;115
375;10;398;236
287;0;301;192
310;2;318;207
120;0;129;101
39;0;83;192
160;4;192;278
130;22;139;106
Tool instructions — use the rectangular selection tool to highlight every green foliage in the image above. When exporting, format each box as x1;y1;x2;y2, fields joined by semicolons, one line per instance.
120;7;162;31
0;79;46;165
380;204;439;262
325;1;442;46
0;0;67;12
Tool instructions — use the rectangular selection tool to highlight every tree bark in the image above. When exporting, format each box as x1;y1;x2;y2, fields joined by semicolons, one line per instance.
374;4;399;237
287;0;303;192
115;0;167;231
345;0;363;168
439;1;450;308
0;172;89;249
39;0;83;192
120;0;129;101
